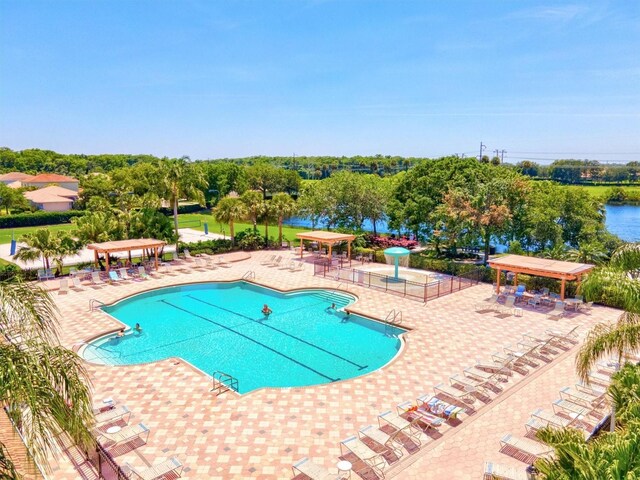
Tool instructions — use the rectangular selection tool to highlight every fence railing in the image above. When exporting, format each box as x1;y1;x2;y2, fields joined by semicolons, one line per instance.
314;261;482;303
88;442;130;480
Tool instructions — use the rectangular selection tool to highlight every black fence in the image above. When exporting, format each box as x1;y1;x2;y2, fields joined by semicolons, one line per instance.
88;442;130;480
314;261;482;303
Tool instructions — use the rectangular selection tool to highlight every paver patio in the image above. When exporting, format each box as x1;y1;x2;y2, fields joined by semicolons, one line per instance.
32;249;620;479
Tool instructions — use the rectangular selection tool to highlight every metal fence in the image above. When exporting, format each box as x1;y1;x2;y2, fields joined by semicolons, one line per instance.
88;442;130;480
314;261;482;303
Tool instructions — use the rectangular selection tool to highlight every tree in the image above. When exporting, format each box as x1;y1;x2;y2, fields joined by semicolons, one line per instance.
270;193;297;247
212;197;247;245
260;200;275;247
13;229;60;271
157;158;207;251
0;184;29;214
73;211;121;244
241;190;263;233
0;278;93;477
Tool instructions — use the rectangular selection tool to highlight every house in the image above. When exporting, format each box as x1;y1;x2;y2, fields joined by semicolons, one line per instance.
23;186;79;212
0;172;33;185
22;173;79;192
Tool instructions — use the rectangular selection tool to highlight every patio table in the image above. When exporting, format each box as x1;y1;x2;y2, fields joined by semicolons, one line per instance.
564;298;582;311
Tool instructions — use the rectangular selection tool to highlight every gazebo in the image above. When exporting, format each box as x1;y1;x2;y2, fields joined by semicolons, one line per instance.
296;231;356;262
488;254;595;300
87;238;167;272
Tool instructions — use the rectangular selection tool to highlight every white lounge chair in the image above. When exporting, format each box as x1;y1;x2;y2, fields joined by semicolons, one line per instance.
97;423;150;449
340;435;387;479
126;457;183;480
377;410;422;445
433;382;476;404
72;276;83;289
58;278;69;294
483;461;528;480
358;425;404;461
95;405;131;426
91;271;106;286
136;266;150;279
548;301;566;319
291;457;341;480
118;268;133;281
499;433;553;460
108;271;123;283
416;394;466;420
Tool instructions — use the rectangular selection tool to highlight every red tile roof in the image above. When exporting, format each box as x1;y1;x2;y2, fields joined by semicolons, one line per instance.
0;172;33;181
25;173;78;183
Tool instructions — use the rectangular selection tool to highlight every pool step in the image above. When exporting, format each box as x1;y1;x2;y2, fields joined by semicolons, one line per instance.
311;291;352;308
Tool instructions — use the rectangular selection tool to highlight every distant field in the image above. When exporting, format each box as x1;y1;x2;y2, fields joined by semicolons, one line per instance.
570;185;640;198
0;223;75;245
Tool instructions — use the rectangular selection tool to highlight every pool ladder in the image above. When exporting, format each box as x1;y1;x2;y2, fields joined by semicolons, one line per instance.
385;309;403;326
211;371;239;396
89;298;105;312
242;270;255;280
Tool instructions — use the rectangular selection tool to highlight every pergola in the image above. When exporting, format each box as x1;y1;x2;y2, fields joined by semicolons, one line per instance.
87;238;167;272
488;254;595;300
296;231;356;262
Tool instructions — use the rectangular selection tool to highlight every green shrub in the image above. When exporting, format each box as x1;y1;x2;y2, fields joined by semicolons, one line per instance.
407;253;492;281
159;204;205;216
178;238;233;256
0;211;84;228
234;229;264;251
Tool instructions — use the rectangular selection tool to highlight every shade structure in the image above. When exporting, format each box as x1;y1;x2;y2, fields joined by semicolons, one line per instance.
487;254;595;300
296;231;356;262
87;238;167;272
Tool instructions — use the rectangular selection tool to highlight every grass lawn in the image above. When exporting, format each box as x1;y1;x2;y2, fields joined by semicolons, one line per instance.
0;223;75;245
178;213;314;243
570;185;640;198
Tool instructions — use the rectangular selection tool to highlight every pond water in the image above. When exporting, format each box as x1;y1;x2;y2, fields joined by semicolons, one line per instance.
287;204;640;244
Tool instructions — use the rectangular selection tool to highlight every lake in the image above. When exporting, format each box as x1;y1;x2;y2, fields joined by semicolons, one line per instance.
286;204;640;243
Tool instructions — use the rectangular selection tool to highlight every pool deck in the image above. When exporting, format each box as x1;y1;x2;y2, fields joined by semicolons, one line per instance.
35;250;620;479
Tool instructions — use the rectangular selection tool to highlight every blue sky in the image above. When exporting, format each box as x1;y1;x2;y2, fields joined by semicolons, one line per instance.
1;1;639;162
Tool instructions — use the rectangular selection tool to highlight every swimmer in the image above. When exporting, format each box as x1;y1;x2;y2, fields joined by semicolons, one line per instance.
117;328;125;337
262;304;272;316
134;323;142;333
326;302;336;311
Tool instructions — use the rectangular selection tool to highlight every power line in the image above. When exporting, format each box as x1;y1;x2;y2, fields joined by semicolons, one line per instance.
509;151;640;155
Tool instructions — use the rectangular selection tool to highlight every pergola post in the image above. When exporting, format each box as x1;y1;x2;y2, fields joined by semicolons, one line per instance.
154;247;159;271
514;272;518;287
300;238;303;258
328;243;332;260
560;277;566;300
347;240;351;266
94;250;99;270
496;268;501;293
105;251;110;273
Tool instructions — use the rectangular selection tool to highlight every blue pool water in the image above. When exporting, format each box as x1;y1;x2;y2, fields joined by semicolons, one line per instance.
83;282;405;393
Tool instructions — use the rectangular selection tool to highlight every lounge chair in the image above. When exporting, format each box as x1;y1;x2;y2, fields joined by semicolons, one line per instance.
358;425;404;461
193;258;208;269
108;271;123;283
547;301;566;320
501;344;541;367
450;373;499;394
499;433;553;460
216;256;230;267
416;394;466;420
91;271;106;286
58;278;69;294
474;358;515;377
580;301;594;313
72;276;83;289
118;268;133;281
291;457;340;480
528;408;573;430
261;254;276;266
290;260;305;272
182;249;195;262
475;294;500;312
137;266;150;280
269;256;283;267
496;295;516;315
37;268;55;281
545;325;580;344
433;382;476;404
464;365;510;383
126;457;183;480
340;435;387;479
483;461;529;480
559;386;606;408
95;405;131;426
377;410;422;446
396;401;445;430
527;294;542;309
587;371;611;387
97;423;150;449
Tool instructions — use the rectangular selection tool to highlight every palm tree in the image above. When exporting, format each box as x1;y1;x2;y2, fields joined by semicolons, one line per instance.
212;197;247;246
0;278;94;477
72;211;121;244
158;158;207;251
270;192;297;247
13;229;62;271
241;190;263;234
565;242;609;265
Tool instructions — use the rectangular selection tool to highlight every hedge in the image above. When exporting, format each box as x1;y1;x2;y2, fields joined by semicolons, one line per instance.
178;238;234;256
159;204;205;216
0;211;85;228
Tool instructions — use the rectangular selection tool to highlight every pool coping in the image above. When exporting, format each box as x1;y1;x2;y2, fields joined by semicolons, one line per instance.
78;278;410;397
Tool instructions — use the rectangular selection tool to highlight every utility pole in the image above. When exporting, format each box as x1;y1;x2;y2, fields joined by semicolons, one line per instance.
493;149;507;163
478;142;486;162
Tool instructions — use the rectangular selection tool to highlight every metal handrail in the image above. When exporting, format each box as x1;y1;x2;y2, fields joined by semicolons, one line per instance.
242;270;255;280
89;299;105;312
211;371;239;395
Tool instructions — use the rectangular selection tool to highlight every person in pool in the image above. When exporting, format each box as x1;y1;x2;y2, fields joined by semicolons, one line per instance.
134;323;142;333
117;328;125;337
262;304;272;317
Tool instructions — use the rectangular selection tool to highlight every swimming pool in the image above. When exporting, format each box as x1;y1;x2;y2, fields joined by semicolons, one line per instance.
83;282;405;393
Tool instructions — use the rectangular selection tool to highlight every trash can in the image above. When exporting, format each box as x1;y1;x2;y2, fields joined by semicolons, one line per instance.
526;464;539;480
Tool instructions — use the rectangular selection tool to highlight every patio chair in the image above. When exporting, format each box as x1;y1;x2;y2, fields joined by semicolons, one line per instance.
513;285;526;302
261;254;276;266
136;266;150;280
416;394;466;420
449;374;497;395
580;301;594;313
475;357;515;376
544;325;580;345
358;425;404;461
483;461;528;480
193;257;208;269
433;382;476;404
58;278;69;294
560;386;606;408
475;294;500;312
496;295;516;315
37;268;55;281
499;433;553;460
527;294;542;309
126;457;183;480
552;398;589;417
269;256;283;267
91;271;106;286
97;423;150;449
118;268;133;281
108;271;123;283
377;410;422;446
529;408;573;430
182;249;195;262
396;401;445;430
95;405;131;427
216;256;231;267
587;371;611;387
547;301;566;320
72;276;83;289
291;457;341;480
465;365;510;382
340;435;387;479
503;344;541;367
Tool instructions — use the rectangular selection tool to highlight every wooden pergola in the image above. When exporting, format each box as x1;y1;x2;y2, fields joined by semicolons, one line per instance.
488;254;595;300
296;231;356;262
87;238;166;272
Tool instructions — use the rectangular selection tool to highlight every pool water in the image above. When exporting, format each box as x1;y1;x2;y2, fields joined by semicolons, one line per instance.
83;282;405;393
